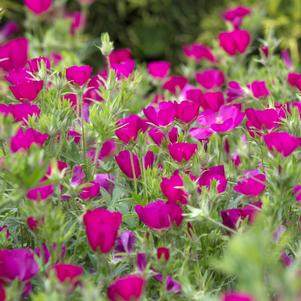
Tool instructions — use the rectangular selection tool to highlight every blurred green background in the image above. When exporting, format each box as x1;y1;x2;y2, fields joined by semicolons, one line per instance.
1;0;301;66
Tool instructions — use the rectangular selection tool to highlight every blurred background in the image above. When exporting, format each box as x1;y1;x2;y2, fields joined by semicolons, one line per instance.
1;0;301;67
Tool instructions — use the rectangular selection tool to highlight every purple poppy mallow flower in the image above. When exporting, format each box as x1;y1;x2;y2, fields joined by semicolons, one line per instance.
226;81;245;102
26;184;54;201
115;150;141;179
222;6;252;28
166;276;182;294
219;29;251;56
263;132;301;157
281;50;293;70
162;75;188;95
288;72;301;91
147;61;170;80
195;69;225;90
182;43;216;63
136;253;148;273
221;291;254;301
168;143;197;163
198;165;227;193
0;21;19;41
114;230;136;255
249;80;270;99
234;170;266;197
200;91;225;112
66;65;92;87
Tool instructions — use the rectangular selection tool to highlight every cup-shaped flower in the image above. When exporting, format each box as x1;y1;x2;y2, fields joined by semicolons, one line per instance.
226;81;245;102
222;292;254;301
10;128;48;152
263;132;301;157
0;38;28;71
147;61;170;80
288;72;301;91
107;274;145;301
24;0;52;15
219;30;250;56
114;230;136;255
79;181;100;200
168;143;197;162
83;208;122;253
0;248;38;282
135;200;183;230
222;6;251;28
234;170;266;197
162;76;188;95
115;150;141;179
143;101;176;126
157;247;170;262
195;69;225;90
200;91;225;112
182;43;216;63
160;172;188;205
53;263;83;284
250;80;270;98
198;165;227;193
66;65;92;86
26;184;54;201
176;100;200;123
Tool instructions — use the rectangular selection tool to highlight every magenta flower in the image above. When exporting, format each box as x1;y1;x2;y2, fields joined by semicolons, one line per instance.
250;80;270;98
6;68;43;102
226;81;245;102
0;283;5;301
109;48;132;65
160;171;188;205
234;170;266;197
148;127;166;146
195;69;225;90
143;101;176;126
27;56;51;73
293;185;301;202
27;184;54;201
182;43;216;63
222;6;251;28
0;248;38;282
27;216;39;231
281;50;293;69
83;208;122;253
162;75;188;95
157;247;170;261
219;29;251;56
66;65;92;86
144;150;155;169
3;103;40;123
246;108;282;132
166;276;182;293
263;132;301;157
79;181;100;200
24;0;52;15
53;263;83;284
185;88;204;105
94;173;114;194
168;127;178;143
0;37;28;71
135;200;183;230
83;74;105;103
222;292;254;301
198;165;227;193
176;100;200;123
107;274;145;301
221;202;261;230
0;21;19;40
116;114;146;143
115;150;141;179
147;61;170;79
200;91;225;112
100;139;116;159
111;59;135;79
136;253;147;272
68;11;86;35
168;143;197;162
288;72;301;91
114;230;136;256
10;128;48;153
196;104;244;134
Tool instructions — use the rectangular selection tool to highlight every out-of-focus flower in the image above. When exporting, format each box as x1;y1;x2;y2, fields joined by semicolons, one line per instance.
0;21;19;41
221;291;254;301
115;150;141;179
222;6;252;28
53;263;83;285
24;0;52;15
198;165;227;193
162;75;188;95
144;101;176;126
182;43;216;63
288;72;301;91
176;100;200;123
157;247;170;262
219;30;250;56
249;80;270;98
66;65;92;86
195;69;225;90
26;184;54;201
168;143;197;162
147;61;170;80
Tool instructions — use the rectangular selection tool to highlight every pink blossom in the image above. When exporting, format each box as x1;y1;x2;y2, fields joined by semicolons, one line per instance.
111;59;135;79
288;72;301;91
83;208;122;253
0;37;28;71
26;184;54;201
162;75;188;95
200;91;225;112
148;127;166;146
263;132;301;157
24;0;52;15
79;181;100;200
27;56;51;73
147;61;170;79
222;6;251;28
66;65;92;86
168;143;197;162
68;11;86;35
107;275;145;301
10;128;48;152
157;247;170;261
281;50;293;69
182;43;216;63
176;100;200;123
226;81;245;102
195;69;225;90
250;80;270;98
222;292;254;301
135;200;183;230
109;48;132;65
115;150;141;179
53;263;83;284
168;127;178;143
234;170;266;197
0;21;19;41
143;101;176;126
160;171;188;205
219;30;251;56
198;165;227;193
